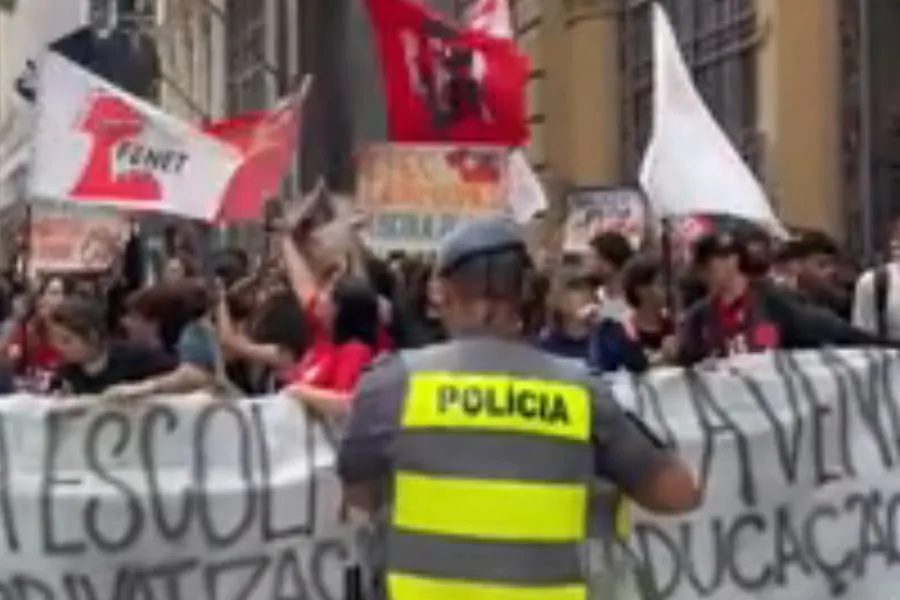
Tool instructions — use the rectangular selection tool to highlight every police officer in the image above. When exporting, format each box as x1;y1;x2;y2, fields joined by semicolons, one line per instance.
338;217;701;600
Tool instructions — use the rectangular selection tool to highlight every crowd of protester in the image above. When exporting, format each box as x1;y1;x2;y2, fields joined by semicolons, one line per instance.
0;197;894;408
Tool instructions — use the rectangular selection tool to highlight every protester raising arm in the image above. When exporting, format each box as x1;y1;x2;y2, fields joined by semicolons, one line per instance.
215;279;294;371
103;281;225;400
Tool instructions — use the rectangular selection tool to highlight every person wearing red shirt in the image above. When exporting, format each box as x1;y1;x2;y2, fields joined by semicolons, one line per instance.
1;276;72;388
280;211;383;419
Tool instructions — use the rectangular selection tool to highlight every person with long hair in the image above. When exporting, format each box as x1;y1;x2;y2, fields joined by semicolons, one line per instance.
0;276;73;388
537;268;593;360
280;216;382;419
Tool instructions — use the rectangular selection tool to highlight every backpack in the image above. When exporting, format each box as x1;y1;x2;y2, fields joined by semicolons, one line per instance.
874;266;890;338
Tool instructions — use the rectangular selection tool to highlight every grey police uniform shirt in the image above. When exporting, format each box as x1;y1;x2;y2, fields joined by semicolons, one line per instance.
337;336;671;591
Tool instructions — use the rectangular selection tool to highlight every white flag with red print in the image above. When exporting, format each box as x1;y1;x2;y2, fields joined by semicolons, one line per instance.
29;51;242;221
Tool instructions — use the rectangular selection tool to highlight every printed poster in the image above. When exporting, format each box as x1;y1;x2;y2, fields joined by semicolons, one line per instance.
563;187;646;253
356;144;508;253
29;203;130;274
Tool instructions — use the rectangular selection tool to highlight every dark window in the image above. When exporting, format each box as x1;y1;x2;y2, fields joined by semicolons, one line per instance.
225;0;269;113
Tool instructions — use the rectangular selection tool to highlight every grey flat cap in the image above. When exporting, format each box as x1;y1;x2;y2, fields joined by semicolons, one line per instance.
436;217;528;275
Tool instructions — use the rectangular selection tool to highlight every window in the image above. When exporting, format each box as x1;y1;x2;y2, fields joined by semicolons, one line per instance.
225;0;270;113
620;0;761;178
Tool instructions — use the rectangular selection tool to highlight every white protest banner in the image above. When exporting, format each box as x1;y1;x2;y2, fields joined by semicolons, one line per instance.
0;394;351;600
29;203;129;274
563;186;646;252
639;4;785;237
29;51;242;221
356;144;508;253
607;348;900;600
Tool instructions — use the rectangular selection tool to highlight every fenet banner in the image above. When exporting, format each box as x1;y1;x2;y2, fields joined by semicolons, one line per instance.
563;187;646;253
356;144;507;253
30;52;241;221
0;395;350;600
608;349;900;600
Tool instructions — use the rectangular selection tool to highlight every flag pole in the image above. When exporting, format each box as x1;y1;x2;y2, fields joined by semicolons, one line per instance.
17;204;32;381
659;216;677;321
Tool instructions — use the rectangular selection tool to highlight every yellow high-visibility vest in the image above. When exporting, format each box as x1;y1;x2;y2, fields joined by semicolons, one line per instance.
387;372;594;600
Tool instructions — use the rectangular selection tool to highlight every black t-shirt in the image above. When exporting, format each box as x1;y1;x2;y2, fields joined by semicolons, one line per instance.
55;342;177;395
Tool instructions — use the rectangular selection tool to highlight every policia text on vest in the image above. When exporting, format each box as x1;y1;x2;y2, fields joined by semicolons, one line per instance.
436;378;573;426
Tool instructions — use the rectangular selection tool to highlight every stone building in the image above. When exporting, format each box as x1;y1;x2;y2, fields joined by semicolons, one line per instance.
454;0;900;261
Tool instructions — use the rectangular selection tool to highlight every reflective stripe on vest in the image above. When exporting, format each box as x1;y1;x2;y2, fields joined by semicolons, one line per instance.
389;372;593;600
615;498;631;542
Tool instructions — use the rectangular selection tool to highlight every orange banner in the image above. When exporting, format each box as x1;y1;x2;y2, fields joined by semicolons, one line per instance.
357;144;508;252
30;205;129;274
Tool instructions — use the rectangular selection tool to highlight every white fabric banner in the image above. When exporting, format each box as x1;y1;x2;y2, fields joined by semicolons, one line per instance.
0;394;350;600
609;348;900;599
29;52;241;221
639;4;785;238
3;348;900;600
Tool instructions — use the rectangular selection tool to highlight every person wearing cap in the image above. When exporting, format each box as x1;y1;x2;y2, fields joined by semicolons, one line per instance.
678;232;889;365
338;217;701;600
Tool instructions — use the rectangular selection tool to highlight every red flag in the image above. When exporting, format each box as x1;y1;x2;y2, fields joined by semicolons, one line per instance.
204;87;306;223
365;0;529;146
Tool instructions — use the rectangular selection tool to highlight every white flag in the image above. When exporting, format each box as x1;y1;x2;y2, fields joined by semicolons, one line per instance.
639;3;785;237
29;51;241;221
465;0;514;39
506;150;546;223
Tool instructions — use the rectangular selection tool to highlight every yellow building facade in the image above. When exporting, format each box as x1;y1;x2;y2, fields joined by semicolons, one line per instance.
457;0;854;243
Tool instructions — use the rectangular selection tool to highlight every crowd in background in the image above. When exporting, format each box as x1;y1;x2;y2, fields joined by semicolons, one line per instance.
0;196;895;411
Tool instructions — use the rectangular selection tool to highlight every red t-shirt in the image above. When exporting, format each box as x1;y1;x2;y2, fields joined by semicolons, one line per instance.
287;294;383;394
7;326;61;372
713;292;780;355
291;339;374;392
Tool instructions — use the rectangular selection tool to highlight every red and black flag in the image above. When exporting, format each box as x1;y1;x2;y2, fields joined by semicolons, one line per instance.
365;0;529;146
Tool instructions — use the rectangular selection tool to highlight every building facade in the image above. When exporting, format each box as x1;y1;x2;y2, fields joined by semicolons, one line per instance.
455;0;900;261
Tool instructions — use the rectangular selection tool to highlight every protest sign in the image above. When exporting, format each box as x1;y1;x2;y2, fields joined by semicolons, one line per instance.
607;348;900;600
5;348;900;600
356;144;507;253
563;186;646;253
29;203;129;274
0;394;350;600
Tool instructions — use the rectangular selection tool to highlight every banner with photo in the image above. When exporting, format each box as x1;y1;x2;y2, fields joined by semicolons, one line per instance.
356;144;508;253
563;187;647;253
29;203;129;274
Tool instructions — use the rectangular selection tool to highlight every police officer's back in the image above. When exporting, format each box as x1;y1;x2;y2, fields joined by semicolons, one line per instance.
338;217;701;600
